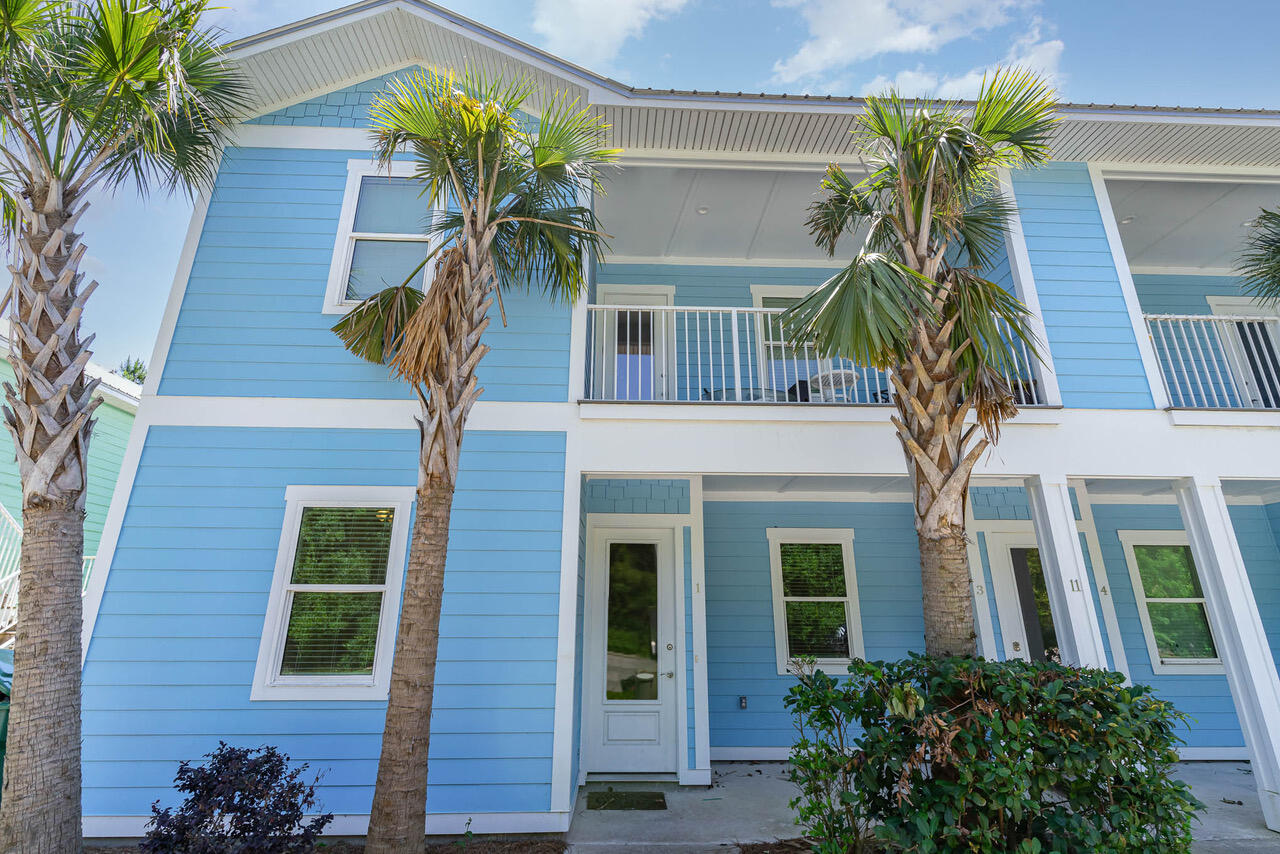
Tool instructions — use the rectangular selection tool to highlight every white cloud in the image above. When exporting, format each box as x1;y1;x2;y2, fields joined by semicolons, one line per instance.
771;0;1030;85
532;0;689;71
859;18;1064;99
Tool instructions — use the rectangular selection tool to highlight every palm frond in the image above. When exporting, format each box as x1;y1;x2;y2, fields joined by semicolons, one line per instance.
782;253;938;368
970;67;1059;168
330;282;427;366
1239;208;1280;306
806;164;875;256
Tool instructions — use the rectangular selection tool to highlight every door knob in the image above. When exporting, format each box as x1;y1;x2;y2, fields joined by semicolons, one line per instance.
662;671;674;679
1012;641;1022;652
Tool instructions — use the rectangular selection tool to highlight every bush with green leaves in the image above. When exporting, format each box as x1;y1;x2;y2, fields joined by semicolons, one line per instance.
785;656;1203;853
141;742;333;853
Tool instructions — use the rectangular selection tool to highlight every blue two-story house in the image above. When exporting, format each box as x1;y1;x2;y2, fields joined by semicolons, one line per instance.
79;0;1280;838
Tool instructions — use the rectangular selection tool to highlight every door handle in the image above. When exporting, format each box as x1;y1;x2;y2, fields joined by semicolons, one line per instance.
662;671;674;679
1011;641;1022;652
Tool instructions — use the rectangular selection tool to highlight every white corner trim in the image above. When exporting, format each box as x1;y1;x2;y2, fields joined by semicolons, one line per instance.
1069;478;1131;680
1117;529;1226;676
678;768;712;785
1087;164;1172;410
143;188;210;397
323;159;429;315
689;475;711;771
549;432;583;812
249;484;415;701
964;503;998;660
999;168;1062;408
766;527;860;675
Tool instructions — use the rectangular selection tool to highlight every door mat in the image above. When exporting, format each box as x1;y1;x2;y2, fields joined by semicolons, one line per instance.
586;790;667;810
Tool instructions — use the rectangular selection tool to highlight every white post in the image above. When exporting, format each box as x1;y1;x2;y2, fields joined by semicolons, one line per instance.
1024;475;1109;668
1175;475;1280;832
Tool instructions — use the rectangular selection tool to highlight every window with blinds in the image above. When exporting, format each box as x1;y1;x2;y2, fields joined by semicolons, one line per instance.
253;486;412;701
278;506;395;677
767;529;861;673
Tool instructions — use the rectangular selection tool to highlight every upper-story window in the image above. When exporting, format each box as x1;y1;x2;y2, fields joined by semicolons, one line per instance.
324;160;434;314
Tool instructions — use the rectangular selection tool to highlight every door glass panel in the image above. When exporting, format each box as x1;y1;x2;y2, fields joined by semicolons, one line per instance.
614;310;655;401
1011;547;1058;662
606;542;659;700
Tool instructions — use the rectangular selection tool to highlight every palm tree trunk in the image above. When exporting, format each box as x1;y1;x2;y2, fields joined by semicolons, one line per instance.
365;242;493;851
365;476;453;852
0;180;98;851
891;321;987;658
0;506;84;853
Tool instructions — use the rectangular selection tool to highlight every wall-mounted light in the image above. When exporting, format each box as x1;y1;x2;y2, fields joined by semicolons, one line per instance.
695;205;710;215
1119;215;1136;225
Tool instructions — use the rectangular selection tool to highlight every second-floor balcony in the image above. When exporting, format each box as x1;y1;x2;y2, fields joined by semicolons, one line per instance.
1145;313;1280;410
584;304;1047;407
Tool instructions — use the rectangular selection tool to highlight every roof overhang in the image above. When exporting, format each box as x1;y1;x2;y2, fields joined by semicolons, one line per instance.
227;0;1280;170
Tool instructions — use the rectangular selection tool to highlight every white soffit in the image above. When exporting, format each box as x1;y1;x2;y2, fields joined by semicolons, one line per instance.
1106;178;1279;270
229;0;1280;170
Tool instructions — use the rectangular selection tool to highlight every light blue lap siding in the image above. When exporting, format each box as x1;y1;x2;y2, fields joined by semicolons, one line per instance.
1132;273;1246;315
1010;164;1154;409
82;426;566;817
1090;503;1242;749
702;500;924;749
1244;504;1280;683
158;146;570;401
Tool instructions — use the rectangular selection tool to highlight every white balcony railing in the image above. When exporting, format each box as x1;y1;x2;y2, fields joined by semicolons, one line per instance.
1145;313;1280;410
584;304;1045;406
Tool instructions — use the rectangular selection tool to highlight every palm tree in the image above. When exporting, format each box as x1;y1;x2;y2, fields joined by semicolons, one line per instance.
783;69;1057;657
0;0;243;846
1239;208;1280;302
331;70;616;851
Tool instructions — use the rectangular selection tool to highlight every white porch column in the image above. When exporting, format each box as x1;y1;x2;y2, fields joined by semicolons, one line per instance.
1024;475;1109;668
1175;475;1280;831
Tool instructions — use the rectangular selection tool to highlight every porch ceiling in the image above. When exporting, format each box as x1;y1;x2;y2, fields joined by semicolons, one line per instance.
701;474;911;500
1106;178;1280;271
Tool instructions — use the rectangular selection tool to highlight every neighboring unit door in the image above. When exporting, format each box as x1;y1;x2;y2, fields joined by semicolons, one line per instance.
583;527;678;774
987;534;1059;662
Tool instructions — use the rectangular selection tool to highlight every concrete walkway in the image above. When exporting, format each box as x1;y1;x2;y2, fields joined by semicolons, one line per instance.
566;761;1280;853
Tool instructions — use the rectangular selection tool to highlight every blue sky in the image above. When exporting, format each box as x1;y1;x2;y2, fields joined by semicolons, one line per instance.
84;0;1280;372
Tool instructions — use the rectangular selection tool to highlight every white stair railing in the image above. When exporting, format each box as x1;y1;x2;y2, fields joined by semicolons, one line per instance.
584;304;1046;406
1145;313;1280;410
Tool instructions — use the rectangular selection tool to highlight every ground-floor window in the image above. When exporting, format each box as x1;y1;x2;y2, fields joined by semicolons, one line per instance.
251;485;414;700
766;527;862;674
1119;530;1222;675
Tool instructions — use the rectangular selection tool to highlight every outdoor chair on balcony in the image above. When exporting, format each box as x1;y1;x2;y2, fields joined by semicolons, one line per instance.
808;369;862;402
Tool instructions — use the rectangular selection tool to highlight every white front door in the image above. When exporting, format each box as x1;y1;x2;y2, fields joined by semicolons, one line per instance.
583;526;678;774
986;533;1059;662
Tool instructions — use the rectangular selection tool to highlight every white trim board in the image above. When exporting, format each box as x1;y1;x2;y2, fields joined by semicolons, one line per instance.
143;188;210;398
85;809;572;839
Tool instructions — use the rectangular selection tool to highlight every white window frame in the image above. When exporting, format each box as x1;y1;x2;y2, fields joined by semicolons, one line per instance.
766;527;862;675
1118;529;1224;675
251;484;415;700
323;159;435;315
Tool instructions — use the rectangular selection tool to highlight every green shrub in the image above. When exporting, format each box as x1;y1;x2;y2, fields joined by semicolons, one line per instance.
785;655;1202;853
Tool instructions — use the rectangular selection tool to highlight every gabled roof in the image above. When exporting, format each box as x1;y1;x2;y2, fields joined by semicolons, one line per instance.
229;0;1280;169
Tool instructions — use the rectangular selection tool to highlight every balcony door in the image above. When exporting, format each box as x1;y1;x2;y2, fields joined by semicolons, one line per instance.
596;284;675;401
1208;296;1280;409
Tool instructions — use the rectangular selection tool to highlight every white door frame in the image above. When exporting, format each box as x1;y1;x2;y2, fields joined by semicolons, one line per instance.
983;526;1042;661
582;515;684;776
